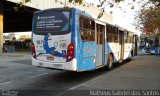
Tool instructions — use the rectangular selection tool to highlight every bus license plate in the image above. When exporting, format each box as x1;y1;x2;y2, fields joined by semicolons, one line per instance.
47;56;54;60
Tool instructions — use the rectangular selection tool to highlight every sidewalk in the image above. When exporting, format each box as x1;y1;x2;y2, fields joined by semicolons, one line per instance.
0;51;31;61
0;51;31;57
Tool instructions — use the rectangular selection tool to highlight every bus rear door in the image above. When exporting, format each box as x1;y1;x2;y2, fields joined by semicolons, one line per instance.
95;22;106;68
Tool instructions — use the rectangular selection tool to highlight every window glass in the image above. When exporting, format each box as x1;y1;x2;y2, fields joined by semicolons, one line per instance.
106;25;113;43
79;16;95;42
96;25;104;44
124;32;128;43
113;27;118;43
128;33;133;43
106;25;118;43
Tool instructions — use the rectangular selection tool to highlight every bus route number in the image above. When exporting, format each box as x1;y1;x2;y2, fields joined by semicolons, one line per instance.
37;40;44;45
36;40;44;48
83;47;91;52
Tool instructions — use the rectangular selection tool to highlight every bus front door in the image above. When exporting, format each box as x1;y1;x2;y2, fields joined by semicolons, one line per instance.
96;24;105;68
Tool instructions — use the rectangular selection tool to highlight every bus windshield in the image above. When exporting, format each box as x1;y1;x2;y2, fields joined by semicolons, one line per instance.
33;10;71;35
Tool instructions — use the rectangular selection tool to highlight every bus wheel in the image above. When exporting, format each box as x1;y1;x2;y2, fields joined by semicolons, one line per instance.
105;54;113;70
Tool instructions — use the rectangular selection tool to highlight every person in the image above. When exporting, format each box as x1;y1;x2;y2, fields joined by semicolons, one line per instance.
3;43;8;53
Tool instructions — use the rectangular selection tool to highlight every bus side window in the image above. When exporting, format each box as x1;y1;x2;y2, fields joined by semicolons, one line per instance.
128;33;133;43
124;32;128;43
113;27;118;43
91;21;95;30
106;25;114;43
79;16;95;42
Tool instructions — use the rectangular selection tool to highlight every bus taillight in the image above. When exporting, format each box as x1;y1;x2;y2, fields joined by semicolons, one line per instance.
66;43;74;62
32;43;37;59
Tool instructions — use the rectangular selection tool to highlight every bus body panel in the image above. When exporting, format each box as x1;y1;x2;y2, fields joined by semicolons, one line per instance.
32;33;71;63
75;9;97;71
32;8;77;71
124;43;133;59
107;43;120;63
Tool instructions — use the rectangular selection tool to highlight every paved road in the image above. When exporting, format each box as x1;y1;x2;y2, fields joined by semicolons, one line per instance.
0;53;160;96
0;53;107;95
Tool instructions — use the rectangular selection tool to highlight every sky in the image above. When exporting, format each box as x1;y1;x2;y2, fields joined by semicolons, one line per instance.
85;0;143;36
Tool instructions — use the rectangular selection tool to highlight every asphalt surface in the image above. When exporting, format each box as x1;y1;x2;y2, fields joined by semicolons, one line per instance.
0;52;160;96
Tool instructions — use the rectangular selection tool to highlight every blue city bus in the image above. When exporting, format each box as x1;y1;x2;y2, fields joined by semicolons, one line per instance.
149;36;159;55
32;7;137;71
140;36;159;54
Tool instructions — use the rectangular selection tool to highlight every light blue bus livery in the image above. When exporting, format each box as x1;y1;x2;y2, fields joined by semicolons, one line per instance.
32;7;137;71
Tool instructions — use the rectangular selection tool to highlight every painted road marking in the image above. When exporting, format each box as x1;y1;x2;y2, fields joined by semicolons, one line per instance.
30;73;48;78
0;81;12;86
68;83;85;90
56;83;85;96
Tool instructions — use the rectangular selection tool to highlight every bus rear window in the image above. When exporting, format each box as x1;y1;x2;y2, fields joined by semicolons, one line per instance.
33;10;71;35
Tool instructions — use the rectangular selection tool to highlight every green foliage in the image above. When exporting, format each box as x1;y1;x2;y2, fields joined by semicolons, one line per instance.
68;0;123;4
19;2;23;7
13;2;23;12
13;7;18;12
69;0;82;5
115;0;123;3
69;0;72;3
25;0;31;3
64;6;70;10
13;0;32;12
97;12;103;19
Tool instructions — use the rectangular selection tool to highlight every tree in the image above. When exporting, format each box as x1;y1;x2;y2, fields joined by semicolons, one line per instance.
13;0;31;12
137;0;160;49
137;0;160;35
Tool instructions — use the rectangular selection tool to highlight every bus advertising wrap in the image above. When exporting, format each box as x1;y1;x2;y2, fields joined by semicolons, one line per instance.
34;11;70;34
